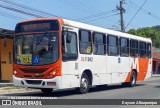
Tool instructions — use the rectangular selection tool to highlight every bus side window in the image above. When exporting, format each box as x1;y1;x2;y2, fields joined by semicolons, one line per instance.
139;41;146;58
130;39;139;57
107;35;119;56
120;37;129;57
62;31;78;61
93;32;106;55
79;30;92;54
147;43;151;58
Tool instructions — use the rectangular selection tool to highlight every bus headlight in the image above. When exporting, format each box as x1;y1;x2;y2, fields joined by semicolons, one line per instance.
14;70;17;75
46;68;60;79
13;70;20;77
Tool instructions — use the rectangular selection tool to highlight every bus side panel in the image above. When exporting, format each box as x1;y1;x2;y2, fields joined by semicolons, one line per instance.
79;54;110;86
137;58;152;81
107;56;129;83
145;58;152;79
61;60;80;89
125;58;152;82
61;27;80;89
61;74;80;89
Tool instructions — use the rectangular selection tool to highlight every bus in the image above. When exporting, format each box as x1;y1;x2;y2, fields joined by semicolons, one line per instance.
13;18;152;94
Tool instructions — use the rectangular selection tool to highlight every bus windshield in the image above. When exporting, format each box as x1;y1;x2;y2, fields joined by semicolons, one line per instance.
14;32;59;65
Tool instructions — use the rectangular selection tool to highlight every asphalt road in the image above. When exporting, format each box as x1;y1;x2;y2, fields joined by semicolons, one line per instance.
0;77;160;108
1;77;160;99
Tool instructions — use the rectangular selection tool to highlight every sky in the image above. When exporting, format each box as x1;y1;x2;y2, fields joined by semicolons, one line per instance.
0;0;160;31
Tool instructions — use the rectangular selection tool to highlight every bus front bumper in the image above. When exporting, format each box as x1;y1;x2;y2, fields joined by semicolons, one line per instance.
13;75;62;89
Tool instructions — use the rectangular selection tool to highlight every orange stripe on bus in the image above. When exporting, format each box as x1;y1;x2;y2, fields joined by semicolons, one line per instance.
125;58;149;82
125;65;133;82
137;58;149;81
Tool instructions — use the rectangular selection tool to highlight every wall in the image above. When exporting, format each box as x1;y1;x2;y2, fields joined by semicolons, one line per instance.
153;47;160;59
152;47;160;74
0;38;13;81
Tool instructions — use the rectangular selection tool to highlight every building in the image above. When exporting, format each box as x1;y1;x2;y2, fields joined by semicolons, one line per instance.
152;47;160;74
0;28;14;82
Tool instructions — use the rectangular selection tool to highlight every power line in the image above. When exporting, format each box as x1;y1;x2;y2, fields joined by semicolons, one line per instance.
0;10;26;20
0;4;44;17
69;0;101;13
59;0;120;28
76;9;117;21
59;0;93;14
125;0;148;30
126;0;160;21
84;13;120;22
0;0;61;18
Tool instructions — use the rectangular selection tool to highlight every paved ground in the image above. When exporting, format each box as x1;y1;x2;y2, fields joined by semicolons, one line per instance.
0;76;160;107
0;77;160;98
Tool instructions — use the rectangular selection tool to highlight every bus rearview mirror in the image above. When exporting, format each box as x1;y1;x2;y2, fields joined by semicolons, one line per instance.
66;34;71;43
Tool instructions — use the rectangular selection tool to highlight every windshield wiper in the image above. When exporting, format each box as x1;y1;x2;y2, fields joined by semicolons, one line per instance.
36;31;49;45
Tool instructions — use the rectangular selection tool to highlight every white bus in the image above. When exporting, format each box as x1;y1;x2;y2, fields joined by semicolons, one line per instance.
13;18;152;94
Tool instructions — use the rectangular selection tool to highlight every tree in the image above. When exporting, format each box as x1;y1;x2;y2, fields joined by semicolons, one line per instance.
128;26;160;48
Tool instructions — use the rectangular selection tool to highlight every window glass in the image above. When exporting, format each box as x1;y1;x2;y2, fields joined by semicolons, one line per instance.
93;33;106;55
147;43;151;58
80;30;91;42
120;38;129;57
79;30;92;54
108;36;117;46
94;33;104;44
140;42;146;50
14;32;59;65
62;31;78;61
139;42;146;58
108;35;118;56
130;40;138;57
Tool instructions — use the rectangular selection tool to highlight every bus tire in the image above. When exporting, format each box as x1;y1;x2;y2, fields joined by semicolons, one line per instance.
122;71;137;87
41;88;53;94
78;73;90;94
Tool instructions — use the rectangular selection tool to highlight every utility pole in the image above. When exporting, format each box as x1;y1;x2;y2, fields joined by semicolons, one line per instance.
117;0;125;32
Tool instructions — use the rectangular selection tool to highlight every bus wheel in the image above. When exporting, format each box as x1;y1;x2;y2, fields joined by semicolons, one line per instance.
41;88;53;94
78;74;90;94
129;71;137;87
122;71;137;87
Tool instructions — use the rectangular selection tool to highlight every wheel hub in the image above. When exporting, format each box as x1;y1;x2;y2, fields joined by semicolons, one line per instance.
81;78;88;90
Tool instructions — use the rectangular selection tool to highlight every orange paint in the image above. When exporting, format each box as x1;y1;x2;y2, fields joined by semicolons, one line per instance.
137;58;149;81
125;65;133;82
125;58;149;82
13;18;64;79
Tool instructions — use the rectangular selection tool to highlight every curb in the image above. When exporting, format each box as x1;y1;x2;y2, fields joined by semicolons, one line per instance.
0;83;13;87
0;86;39;95
151;74;160;77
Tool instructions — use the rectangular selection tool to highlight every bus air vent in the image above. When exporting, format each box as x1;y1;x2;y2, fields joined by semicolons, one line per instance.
20;68;48;73
25;80;42;85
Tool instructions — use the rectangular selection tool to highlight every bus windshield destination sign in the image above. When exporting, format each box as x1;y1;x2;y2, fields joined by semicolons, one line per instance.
15;20;59;33
23;23;50;31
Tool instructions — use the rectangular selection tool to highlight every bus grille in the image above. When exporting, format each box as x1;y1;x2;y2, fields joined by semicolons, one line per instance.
25;80;42;85
24;74;45;78
20;68;48;73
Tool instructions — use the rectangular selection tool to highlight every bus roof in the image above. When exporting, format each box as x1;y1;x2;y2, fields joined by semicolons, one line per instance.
16;18;151;43
63;19;152;43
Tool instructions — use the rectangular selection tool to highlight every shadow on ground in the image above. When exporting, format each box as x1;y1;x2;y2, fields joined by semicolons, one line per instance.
154;86;160;88
1;84;145;97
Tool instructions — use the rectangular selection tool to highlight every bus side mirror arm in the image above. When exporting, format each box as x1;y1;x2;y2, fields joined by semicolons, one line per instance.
62;30;67;53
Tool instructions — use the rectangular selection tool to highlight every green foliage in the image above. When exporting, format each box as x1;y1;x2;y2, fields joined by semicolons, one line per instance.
128;26;160;48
